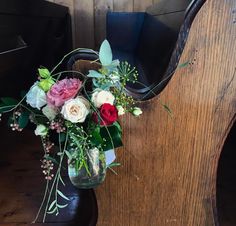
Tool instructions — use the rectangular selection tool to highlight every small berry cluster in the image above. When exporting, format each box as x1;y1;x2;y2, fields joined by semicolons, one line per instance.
50;120;66;133
10;111;23;132
43;140;54;153
41;158;54;180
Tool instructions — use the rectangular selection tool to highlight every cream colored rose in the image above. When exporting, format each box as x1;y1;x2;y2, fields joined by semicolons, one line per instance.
61;96;90;123
91;90;115;108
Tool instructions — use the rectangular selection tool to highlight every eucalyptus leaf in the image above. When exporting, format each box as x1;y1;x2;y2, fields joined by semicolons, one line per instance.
57;190;70;201
87;70;105;78
99;40;112;66
105;60;120;71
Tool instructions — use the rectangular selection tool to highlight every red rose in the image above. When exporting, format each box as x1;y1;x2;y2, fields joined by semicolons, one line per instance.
93;103;118;126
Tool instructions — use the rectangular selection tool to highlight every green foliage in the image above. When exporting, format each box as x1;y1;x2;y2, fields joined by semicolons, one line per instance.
57;190;70;201
18;111;30;128
38;68;51;78
99;39;112;66
1;97;18;105
178;61;189;68
161;103;172;117
0;105;16;113
100;123;122;151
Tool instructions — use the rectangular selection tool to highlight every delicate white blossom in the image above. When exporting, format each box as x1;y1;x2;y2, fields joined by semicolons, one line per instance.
91;90;115;108
61;96;90;123
35;124;48;136
26;82;47;110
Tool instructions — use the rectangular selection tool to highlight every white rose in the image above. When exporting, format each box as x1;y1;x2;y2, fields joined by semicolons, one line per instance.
132;107;142;116
26;82;47;110
61;96;90;123
116;105;125;116
35;124;48;136
91;90;115;108
42;105;58;121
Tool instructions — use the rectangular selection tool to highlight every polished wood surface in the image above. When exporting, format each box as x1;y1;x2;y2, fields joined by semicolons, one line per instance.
0;127;97;225
95;0;236;225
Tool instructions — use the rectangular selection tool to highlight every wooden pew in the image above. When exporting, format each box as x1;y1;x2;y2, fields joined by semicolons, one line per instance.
95;0;236;225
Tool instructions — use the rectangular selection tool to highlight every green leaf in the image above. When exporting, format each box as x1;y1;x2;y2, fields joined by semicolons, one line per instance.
57;203;68;209
59;132;66;143
1;97;18;105
48;200;56;211
108;162;121;167
99;40;112;66
87;70;105;78
178;61;189;68
59;175;65;186
161;103;172;117
45;156;59;165
57;190;70;201
100;125;123;151
0;105;15;113
65;150;72;161
18;111;30;128
113;121;122;132
90;126;103;146
47;206;57;215
38;68;51;78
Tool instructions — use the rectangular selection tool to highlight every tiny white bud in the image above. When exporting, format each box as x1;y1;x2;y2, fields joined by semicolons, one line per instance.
132;107;142;117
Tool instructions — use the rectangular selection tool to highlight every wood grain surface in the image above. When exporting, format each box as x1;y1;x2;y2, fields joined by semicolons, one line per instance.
95;0;236;225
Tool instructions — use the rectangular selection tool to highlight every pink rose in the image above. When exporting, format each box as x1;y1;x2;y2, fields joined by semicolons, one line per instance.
47;78;82;107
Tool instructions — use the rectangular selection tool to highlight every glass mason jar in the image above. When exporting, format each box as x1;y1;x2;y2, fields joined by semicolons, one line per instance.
68;148;107;189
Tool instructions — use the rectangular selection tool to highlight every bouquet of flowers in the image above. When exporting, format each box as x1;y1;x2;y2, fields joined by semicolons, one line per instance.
0;40;142;222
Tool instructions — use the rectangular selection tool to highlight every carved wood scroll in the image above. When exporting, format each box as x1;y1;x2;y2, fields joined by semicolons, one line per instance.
95;0;236;225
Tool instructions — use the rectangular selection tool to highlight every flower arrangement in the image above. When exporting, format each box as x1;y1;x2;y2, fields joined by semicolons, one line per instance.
0;40;142;222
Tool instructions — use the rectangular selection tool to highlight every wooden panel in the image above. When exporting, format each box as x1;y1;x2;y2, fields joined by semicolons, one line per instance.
113;0;133;12
133;0;153;11
74;0;95;49
54;0;75;47
95;0;236;225
94;0;113;49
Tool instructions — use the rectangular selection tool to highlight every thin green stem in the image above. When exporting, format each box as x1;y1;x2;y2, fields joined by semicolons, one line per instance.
42;131;69;222
50;48;98;74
